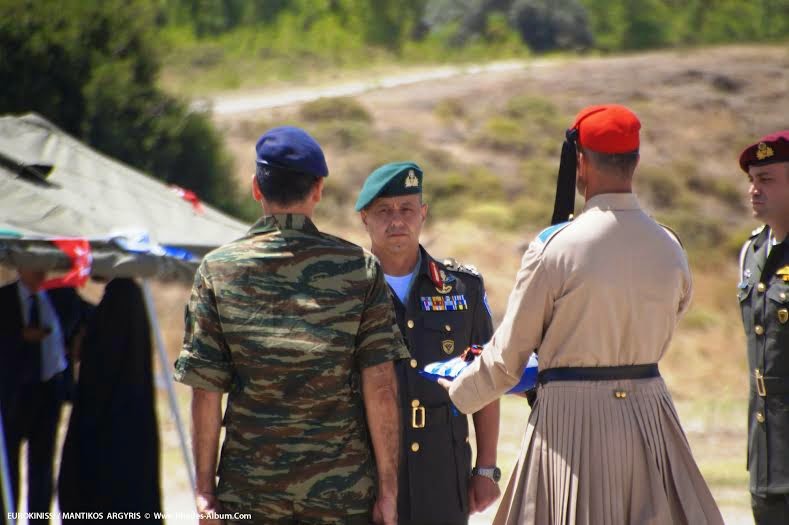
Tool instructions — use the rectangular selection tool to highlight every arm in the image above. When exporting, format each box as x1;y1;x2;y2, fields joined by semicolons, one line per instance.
469;401;501;513
449;243;553;414
192;388;224;525
362;361;401;525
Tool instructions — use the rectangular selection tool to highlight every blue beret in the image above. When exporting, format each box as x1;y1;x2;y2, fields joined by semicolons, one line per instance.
355;162;423;211
255;126;328;178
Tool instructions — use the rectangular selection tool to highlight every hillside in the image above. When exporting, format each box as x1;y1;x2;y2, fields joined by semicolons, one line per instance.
140;45;789;523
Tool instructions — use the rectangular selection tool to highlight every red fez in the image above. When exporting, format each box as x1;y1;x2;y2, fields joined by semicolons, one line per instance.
571;104;641;154
738;130;789;173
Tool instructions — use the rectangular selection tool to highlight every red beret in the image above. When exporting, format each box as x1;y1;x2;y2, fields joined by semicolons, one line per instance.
571;104;641;154
738;130;789;173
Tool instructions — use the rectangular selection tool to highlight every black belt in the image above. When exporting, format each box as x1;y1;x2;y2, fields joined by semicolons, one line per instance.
538;364;660;384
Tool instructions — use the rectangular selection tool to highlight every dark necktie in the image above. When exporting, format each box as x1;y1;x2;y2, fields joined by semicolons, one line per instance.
29;293;40;327
22;293;42;383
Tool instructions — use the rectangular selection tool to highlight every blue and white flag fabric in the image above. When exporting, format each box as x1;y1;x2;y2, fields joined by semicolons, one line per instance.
110;230;198;262
420;350;539;394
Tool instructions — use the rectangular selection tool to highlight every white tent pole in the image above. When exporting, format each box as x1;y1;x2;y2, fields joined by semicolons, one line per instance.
141;279;196;494
0;403;16;525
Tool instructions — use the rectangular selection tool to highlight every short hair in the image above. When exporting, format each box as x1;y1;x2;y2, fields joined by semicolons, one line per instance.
582;148;639;179
255;165;320;206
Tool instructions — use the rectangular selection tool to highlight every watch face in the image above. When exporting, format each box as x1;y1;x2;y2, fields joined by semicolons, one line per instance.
493;467;502;482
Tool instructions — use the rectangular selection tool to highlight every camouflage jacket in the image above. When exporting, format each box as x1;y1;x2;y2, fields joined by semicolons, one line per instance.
174;213;410;516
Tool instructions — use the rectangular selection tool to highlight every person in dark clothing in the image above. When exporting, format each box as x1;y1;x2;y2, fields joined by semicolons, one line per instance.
0;270;81;522
58;278;162;522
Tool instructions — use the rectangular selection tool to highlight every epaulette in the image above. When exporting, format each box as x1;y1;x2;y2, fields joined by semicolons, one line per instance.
658;223;684;249
739;225;767;278
442;258;482;279
534;221;572;249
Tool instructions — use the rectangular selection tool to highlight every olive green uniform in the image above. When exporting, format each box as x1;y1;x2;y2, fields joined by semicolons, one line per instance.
739;225;789;523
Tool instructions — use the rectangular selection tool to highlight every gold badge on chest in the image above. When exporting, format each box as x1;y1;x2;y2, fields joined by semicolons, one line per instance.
779;308;788;324
442;339;455;355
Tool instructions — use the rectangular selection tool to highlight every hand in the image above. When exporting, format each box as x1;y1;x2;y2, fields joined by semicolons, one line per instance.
437;377;452;392
195;491;223;525
22;326;50;343
372;493;397;525
468;474;501;514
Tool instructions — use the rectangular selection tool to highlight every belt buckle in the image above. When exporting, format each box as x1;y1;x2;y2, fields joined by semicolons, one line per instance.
755;368;767;397
411;406;425;429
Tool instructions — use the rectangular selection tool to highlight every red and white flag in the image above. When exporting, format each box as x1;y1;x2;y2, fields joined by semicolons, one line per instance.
41;239;92;289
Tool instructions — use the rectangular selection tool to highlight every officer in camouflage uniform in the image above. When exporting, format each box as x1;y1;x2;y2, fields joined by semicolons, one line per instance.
356;162;501;524
737;131;789;525
175;127;410;525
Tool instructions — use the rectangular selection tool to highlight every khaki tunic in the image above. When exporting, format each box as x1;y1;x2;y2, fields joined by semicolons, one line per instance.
449;193;722;525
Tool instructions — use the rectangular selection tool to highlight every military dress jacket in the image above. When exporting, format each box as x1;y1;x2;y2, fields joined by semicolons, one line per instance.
392;246;493;524
739;225;789;495
174;214;410;520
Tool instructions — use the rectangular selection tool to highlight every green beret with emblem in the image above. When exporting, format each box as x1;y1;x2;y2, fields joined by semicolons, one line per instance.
355;161;423;211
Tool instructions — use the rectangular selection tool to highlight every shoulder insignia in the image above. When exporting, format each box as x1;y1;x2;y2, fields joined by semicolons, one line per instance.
658;223;684;249
457;263;480;277
535;221;571;246
440;257;482;279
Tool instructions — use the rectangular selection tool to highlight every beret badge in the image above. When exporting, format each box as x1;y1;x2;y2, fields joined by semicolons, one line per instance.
404;170;419;188
756;142;775;161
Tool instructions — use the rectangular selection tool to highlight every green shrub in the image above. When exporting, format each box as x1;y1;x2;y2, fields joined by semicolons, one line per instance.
637;168;684;209
682;307;722;331
473;117;531;153
300;97;373;123
435;98;466;123
311;121;374;151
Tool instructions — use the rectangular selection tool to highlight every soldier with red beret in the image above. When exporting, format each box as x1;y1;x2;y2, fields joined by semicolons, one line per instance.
736;131;789;524
442;104;723;524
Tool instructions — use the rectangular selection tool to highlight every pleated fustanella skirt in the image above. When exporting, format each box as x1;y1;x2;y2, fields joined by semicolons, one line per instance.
494;377;723;525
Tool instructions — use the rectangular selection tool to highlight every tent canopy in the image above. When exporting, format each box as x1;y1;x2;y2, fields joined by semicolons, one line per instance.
0;113;249;281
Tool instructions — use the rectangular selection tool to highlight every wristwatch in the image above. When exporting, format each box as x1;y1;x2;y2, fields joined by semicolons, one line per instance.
472;465;501;483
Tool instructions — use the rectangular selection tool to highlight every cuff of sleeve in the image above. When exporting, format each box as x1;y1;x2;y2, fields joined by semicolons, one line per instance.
449;362;486;414
358;340;411;369
174;353;232;392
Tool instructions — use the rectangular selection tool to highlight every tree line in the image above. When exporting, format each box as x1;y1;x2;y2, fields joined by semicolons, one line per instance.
0;0;786;220
164;0;788;53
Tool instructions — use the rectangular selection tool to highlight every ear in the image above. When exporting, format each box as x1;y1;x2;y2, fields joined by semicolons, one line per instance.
312;178;325;204
252;174;262;202
359;210;368;227
420;201;428;222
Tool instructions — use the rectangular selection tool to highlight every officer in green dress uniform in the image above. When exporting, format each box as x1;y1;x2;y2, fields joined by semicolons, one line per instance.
737;130;789;524
356;162;501;525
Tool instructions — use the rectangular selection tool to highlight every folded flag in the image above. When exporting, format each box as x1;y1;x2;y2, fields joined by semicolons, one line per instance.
419;346;539;394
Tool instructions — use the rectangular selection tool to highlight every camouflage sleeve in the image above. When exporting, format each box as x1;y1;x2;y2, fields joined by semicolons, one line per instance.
355;257;411;369
173;262;233;392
